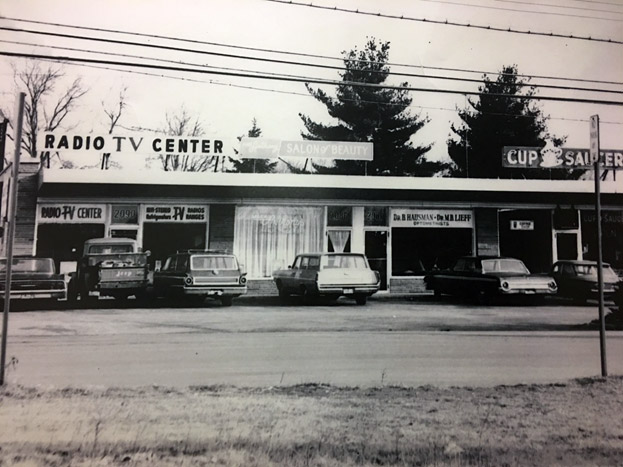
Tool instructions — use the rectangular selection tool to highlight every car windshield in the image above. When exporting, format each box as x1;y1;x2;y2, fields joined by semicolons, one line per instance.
0;258;54;273
88;244;134;254
321;254;368;269
574;264;620;281
481;258;530;274
191;255;237;270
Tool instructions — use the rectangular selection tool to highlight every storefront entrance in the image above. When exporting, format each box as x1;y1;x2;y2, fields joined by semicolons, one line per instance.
36;223;105;272
143;223;206;269
499;209;552;273
365;230;388;290
556;233;579;260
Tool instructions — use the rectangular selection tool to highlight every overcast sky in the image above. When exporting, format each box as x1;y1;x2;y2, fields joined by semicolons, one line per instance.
1;0;622;168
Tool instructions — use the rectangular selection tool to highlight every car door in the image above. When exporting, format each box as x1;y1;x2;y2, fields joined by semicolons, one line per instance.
442;258;466;295
154;255;175;292
301;256;320;291
281;256;301;291
174;254;189;289
295;256;311;290
473;258;498;294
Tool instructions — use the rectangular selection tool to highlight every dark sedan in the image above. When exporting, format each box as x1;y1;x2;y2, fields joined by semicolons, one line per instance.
0;256;67;301
551;260;621;303
425;256;557;301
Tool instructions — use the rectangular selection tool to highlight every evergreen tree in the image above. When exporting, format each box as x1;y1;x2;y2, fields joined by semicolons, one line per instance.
229;119;277;173
300;38;441;176
447;65;579;179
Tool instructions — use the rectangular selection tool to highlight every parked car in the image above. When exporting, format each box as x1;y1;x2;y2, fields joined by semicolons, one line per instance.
68;237;150;301
272;252;380;305
153;250;247;306
0;256;66;301
424;256;558;301
551;260;621;303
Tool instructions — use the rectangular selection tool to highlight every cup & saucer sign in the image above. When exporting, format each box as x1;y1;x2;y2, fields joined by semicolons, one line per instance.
502;142;623;170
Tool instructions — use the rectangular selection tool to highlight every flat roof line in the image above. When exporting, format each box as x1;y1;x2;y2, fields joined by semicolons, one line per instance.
39;169;621;194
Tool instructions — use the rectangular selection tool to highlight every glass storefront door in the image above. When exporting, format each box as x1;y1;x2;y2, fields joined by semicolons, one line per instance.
365;230;388;290
556;232;579;261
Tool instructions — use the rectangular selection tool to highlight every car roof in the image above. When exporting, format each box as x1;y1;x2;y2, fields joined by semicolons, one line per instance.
295;253;366;259
0;256;53;260
175;250;234;256
85;237;137;245
554;260;610;267
458;256;519;261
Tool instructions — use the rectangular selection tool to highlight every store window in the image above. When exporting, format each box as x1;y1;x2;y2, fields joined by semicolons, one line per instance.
392;228;472;275
365;207;388;226
328;230;351;253
327;206;352;253
234;206;324;278
111;205;139;225
390;208;474;276
581;210;623;271
327;206;352;226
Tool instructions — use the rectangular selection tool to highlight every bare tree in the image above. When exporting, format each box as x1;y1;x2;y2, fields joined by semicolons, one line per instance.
100;86;128;169
3;61;87;167
160;107;215;172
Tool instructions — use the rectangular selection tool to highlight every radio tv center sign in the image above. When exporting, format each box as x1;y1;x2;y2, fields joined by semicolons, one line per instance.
502;145;623;170
38;133;374;161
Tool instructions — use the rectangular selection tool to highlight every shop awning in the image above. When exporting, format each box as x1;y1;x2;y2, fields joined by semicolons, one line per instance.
38;169;621;207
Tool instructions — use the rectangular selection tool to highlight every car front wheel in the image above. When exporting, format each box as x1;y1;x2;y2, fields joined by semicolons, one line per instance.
355;295;367;305
220;296;233;307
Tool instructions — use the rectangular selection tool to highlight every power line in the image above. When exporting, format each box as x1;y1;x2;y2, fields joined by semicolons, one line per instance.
1;16;621;86
415;0;622;20
8;55;623;130
493;0;623;15
264;0;623;44
2;50;622;107
42;59;623;124
3;38;621;96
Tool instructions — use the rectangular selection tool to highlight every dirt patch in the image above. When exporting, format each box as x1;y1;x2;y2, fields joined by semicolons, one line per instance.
1;376;622;466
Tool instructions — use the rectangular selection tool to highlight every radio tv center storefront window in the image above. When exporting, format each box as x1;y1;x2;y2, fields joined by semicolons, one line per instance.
390;208;474;276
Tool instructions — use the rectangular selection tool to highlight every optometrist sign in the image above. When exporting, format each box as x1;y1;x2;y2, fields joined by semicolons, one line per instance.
391;209;474;228
502;143;623;170
38;132;236;156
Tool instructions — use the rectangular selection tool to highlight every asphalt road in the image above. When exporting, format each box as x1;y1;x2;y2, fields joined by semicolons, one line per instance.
3;296;621;387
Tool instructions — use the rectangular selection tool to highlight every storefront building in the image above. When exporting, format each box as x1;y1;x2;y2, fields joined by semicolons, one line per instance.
2;162;622;295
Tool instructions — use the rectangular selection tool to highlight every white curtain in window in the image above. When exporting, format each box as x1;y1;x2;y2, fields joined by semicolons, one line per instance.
328;230;350;253
234;206;324;278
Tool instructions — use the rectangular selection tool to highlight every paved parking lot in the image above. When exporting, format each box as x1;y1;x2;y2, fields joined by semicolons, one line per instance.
5;294;613;336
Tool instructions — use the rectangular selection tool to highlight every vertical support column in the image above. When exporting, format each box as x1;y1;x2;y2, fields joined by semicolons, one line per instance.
351;206;365;254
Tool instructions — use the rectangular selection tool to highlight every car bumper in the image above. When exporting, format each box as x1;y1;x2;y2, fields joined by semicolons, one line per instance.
318;285;379;295
499;288;556;295
97;281;149;290
182;285;247;296
3;290;66;300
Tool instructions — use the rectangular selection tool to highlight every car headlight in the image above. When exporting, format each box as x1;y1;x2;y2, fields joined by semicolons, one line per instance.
501;281;510;291
239;274;247;285
549;281;557;290
184;275;194;286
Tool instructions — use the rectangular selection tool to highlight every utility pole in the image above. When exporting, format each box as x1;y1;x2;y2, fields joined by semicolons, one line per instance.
590;114;607;378
1;92;25;386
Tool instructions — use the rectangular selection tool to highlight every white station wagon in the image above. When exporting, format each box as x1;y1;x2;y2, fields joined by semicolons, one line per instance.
272;253;380;305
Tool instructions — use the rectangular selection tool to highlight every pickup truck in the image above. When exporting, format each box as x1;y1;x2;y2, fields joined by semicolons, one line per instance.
67;237;150;301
